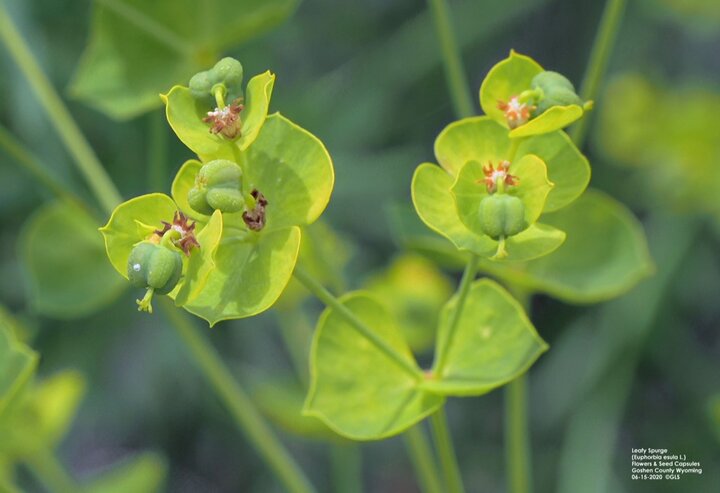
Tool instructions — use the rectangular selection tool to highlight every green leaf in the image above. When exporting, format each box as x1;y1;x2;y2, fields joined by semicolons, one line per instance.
181;226;301;325
451;155;553;235
171;160;208;221
479;50;542;127
242;113;335;231
0;323;37;421
412;163;566;261
163;71;275;159
70;0;297;119
174;210;223;306
19;202;126;319
509;104;584;138
422;279;548;396
434;116;589;212
479;51;587;136
100;193;178;277
85;453;167;493
363;254;453;353
304;293;444;440
477;190;654;303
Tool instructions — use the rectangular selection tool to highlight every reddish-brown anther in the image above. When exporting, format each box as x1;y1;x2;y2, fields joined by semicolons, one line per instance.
497;96;535;129
203;100;244;139
480;160;519;194
154;211;200;256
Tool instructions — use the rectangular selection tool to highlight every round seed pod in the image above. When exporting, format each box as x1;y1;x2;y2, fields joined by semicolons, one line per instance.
478;194;527;240
531;70;583;113
188;159;244;215
127;242;183;295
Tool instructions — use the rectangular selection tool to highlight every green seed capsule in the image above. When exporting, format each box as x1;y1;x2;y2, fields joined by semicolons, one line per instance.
478;194;527;240
188;159;244;215
211;57;244;102
189;71;214;102
531;70;583;113
127;242;183;295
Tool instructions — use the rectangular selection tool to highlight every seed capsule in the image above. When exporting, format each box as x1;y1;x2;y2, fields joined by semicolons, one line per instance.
188;160;244;215
127;242;183;295
531;70;583;113
478;194;527;240
189;57;244;103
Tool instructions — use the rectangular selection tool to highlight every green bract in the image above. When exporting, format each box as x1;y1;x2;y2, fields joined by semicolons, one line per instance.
99;193;223;312
412;116;589;261
479;50;590;138
304;279;547;439
168;113;334;325
163;70;275;159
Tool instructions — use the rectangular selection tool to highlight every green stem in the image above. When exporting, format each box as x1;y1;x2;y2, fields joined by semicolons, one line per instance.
427;0;474;118
0;124;85;209
147;109;169;192
293;265;421;379
505;375;531;493
0;5;122;215
329;444;363;493
569;0;627;145
403;425;444;493
158;300;316;493
429;407;465;493
433;254;479;374
24;448;80;493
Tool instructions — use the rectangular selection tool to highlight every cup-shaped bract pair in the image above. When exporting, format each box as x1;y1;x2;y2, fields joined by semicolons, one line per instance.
162;58;275;160
412;116;590;261
100;194;224;314
480;51;591;138
162;62;334;325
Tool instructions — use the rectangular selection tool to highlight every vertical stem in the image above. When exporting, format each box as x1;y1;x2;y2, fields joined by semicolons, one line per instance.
403;425;444;493
427;0;474;118
158;300;316;493
433;254;479;374
505;375;531;493
24;448;80;493
429;407;465;493
147;109;168;192
569;0;628;145
0;5;122;214
329;444;363;493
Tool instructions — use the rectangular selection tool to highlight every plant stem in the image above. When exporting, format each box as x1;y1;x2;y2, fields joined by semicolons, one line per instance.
505;375;531;493
293;265;421;379
427;0;474;118
24;448;80;493
429;407;465;493
147;109;169;192
0;124;85;210
329;444;363;493
158;299;316;493
569;0;627;145
403;425;444;493
0;5;122;215
433;253;479;374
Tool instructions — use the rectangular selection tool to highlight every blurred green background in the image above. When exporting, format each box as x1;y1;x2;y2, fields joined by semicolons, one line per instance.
1;0;719;491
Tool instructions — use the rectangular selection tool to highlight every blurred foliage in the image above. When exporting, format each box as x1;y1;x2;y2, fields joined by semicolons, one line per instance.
1;0;719;491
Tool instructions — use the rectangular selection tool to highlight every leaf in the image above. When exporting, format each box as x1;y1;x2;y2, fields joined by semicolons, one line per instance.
100;193;178;277
171;160;207;222
304;293;444;440
412;163;565;261
174;210;223;306
451;155;553;236
477;189;654;303
0;323;37;421
479;50;543;127
163;71;275;159
421;279;548;396
434;116;589;212
85;453;167;493
479;51;587;136
363;254;453;353
19;202;126;319
70;0;297;119
181;226;301;325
